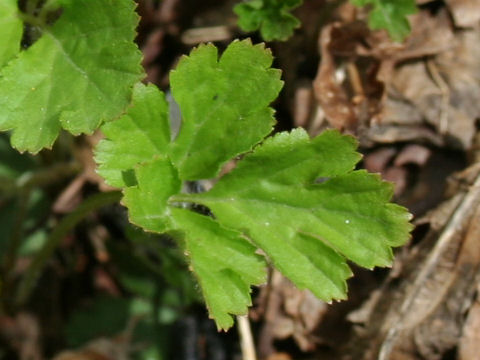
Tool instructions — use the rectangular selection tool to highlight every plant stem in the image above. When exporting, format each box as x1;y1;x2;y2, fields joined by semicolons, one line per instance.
0;162;80;312
237;315;257;360
2;190;31;280
25;0;42;17
15;191;122;306
0;162;80;197
38;0;61;25
17;162;80;189
17;12;43;28
169;193;197;204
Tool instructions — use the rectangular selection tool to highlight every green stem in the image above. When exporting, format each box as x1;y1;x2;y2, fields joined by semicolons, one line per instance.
17;12;43;28
15;191;122;306
41;0;59;12
17;162;80;189
2;190;31;278
0;162;80;312
0;162;80;197
25;0;42;17
38;0;61;25
169;194;197;203
0;191;32;313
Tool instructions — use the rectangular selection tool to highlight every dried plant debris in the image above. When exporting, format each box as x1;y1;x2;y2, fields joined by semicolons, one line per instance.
256;270;329;357
312;4;480;150
382;25;480;149
340;166;480;360
445;0;480;28
313;23;357;131
458;282;480;360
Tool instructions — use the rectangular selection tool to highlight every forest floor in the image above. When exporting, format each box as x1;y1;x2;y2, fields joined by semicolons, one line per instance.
1;0;480;359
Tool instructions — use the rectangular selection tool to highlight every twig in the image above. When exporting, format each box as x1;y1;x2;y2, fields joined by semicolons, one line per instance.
379;170;480;360
346;61;364;97
181;26;232;45
237;315;257;360
426;59;450;135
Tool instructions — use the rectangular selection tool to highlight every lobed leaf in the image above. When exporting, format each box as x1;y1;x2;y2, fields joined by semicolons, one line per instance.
94;40;412;328
169;39;283;180
171;208;267;330
96;83;171;188
0;0;22;67
0;0;144;152
351;0;417;41
173;129;413;301
234;0;302;41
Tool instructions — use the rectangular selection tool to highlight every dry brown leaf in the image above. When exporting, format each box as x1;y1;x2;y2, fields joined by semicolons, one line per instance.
458;283;480;360
257;270;328;356
313;23;356;130
342;167;480;359
445;0;480;27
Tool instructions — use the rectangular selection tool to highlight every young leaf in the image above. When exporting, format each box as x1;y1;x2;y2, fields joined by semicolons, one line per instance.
234;0;302;41
351;0;417;41
96;83;171;188
171;208;267;330
173;129;413;301
169;39;283;180
0;0;22;67
0;0;144;152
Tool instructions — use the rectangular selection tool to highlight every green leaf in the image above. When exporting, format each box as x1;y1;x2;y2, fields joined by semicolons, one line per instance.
0;0;22;67
171;208;266;330
350;0;417;41
93;40;411;329
234;0;302;41
0;0;144;153
96;83;171;188
169;39;283;180
173;129;412;301
123;158;181;233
